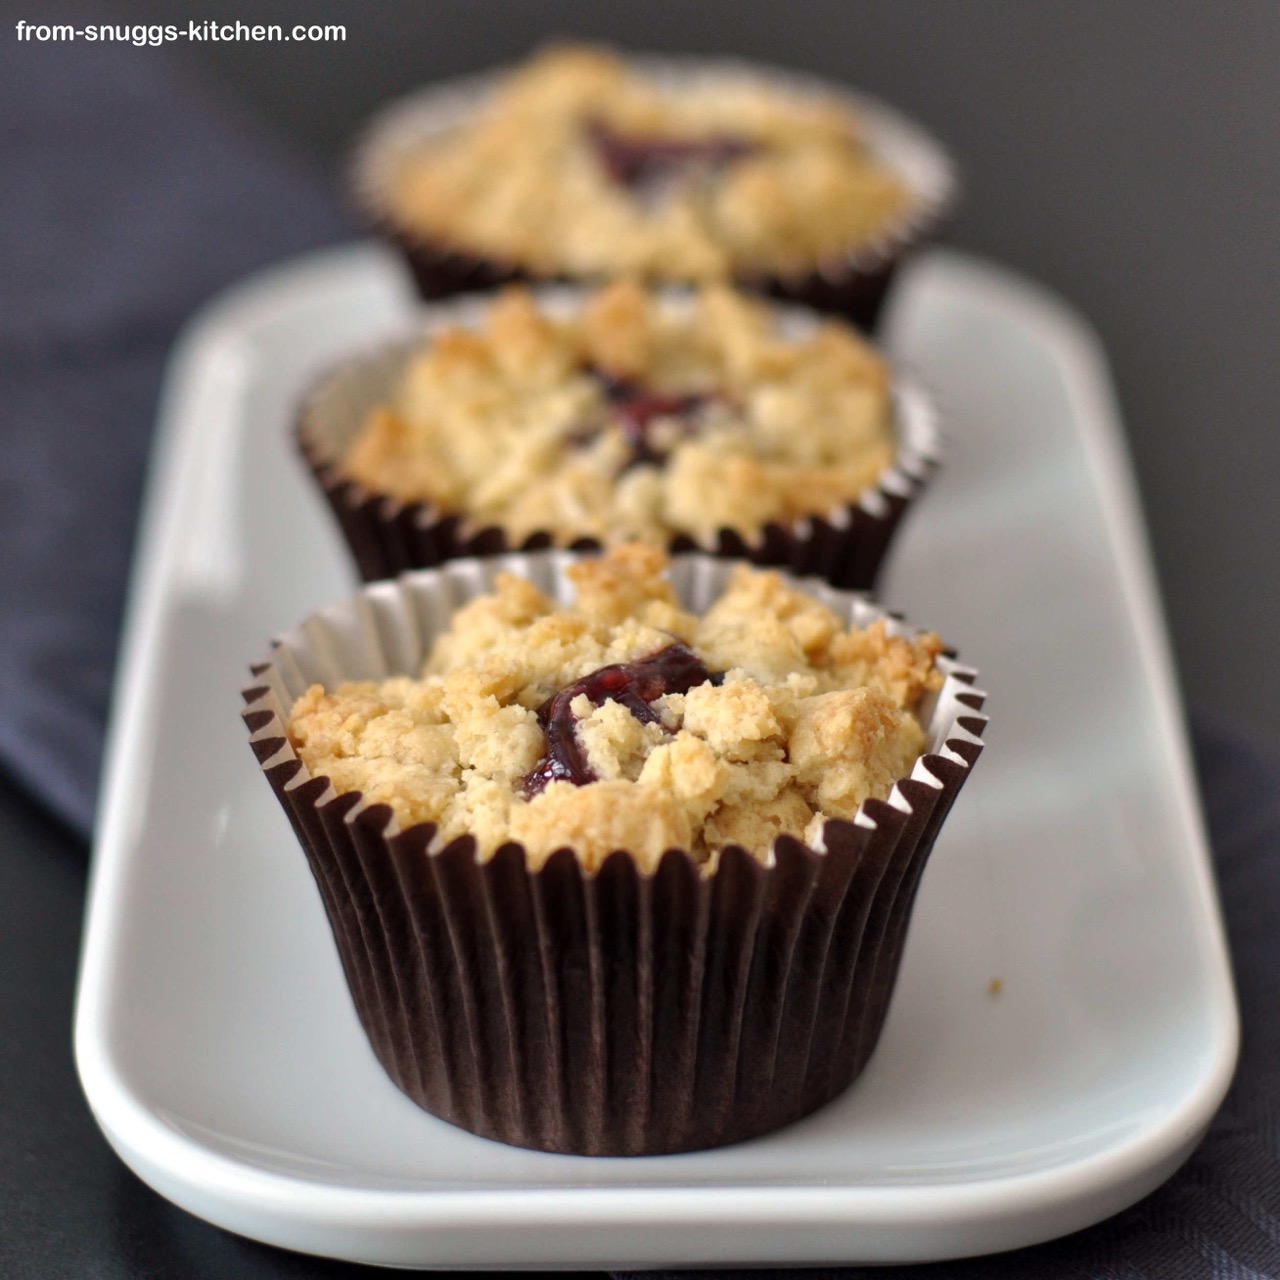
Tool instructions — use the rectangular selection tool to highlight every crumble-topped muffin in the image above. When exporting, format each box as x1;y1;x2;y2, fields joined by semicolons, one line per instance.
246;549;985;1153
378;45;913;283
338;280;895;549
288;544;944;871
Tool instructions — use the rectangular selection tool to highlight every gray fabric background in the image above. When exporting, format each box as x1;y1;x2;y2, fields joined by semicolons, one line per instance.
1;7;1277;1278
0;10;348;834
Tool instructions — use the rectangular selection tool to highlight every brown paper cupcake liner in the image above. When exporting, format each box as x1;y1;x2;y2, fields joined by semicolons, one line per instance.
295;287;941;590
241;553;986;1155
352;55;958;332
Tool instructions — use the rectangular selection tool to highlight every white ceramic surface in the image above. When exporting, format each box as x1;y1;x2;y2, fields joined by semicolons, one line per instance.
74;244;1238;1269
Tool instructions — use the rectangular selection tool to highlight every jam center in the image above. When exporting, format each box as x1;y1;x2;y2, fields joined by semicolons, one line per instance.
587;119;757;190
522;643;723;795
594;369;720;468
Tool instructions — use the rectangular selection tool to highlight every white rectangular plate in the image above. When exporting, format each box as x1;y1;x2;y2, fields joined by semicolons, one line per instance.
75;244;1238;1269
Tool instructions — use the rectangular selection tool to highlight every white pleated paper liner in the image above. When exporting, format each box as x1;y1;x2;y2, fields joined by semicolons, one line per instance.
351;54;959;332
296;285;942;590
242;552;986;1155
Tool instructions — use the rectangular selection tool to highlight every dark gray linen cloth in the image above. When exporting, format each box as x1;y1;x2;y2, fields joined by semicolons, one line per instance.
2;28;1277;1280
0;24;348;837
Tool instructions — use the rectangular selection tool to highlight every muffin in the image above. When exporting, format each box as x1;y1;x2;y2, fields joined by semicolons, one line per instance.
353;44;957;330
298;280;939;588
242;546;986;1155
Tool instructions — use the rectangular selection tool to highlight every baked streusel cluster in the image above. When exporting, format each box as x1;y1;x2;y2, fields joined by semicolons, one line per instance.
288;545;943;871
385;45;912;280
341;281;895;547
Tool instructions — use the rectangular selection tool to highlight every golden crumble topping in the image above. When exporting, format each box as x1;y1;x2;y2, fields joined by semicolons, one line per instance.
383;45;913;280
288;545;943;872
341;281;895;547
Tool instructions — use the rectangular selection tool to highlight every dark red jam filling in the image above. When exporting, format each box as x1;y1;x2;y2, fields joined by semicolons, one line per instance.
522;643;724;795
594;369;722;468
587;119;757;191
